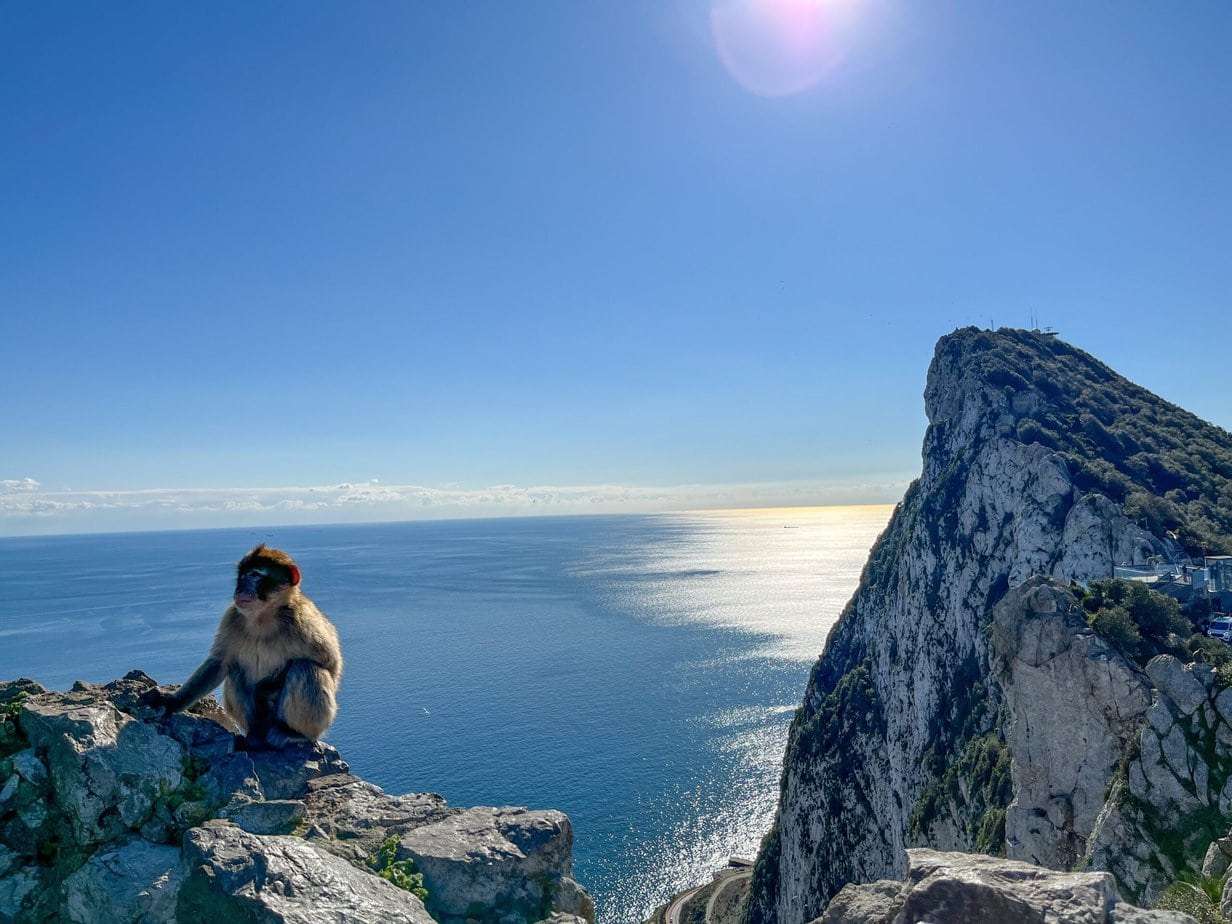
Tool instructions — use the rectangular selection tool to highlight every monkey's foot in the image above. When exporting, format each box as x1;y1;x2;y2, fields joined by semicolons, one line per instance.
232;733;272;752
265;723;312;749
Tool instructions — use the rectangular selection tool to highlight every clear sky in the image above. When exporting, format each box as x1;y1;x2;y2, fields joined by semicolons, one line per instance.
2;2;1230;535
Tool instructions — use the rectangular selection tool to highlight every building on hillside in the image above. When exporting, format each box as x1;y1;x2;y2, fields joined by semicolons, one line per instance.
1112;555;1232;613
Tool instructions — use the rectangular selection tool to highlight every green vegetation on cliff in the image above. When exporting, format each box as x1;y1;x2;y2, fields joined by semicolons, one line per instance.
368;835;430;902
1081;578;1232;685
940;328;1232;554
747;328;1232;924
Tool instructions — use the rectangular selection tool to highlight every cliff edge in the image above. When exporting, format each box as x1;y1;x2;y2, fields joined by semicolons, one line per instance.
746;328;1232;924
0;672;594;924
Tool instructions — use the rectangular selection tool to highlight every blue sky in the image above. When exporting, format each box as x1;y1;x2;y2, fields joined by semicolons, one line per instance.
2;2;1230;535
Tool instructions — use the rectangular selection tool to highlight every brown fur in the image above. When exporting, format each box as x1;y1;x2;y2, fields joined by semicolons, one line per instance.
141;546;343;746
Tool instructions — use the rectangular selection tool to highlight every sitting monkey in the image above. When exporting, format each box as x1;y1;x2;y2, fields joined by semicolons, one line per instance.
142;544;342;748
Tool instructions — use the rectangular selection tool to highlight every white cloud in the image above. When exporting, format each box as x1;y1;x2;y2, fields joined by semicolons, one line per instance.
0;475;912;536
1;477;40;493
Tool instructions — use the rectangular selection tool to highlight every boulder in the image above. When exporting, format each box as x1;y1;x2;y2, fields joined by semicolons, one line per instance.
812;849;1197;923
19;698;183;846
62;837;182;924
303;775;454;865
179;821;434;923
400;806;595;923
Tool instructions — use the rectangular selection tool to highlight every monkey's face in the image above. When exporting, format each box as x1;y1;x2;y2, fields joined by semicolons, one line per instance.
233;545;302;615
234;562;295;612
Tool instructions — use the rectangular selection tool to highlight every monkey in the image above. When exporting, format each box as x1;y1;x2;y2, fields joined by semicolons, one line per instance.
141;545;342;749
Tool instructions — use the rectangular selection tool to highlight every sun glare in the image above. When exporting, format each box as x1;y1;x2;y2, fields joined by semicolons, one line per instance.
710;0;857;97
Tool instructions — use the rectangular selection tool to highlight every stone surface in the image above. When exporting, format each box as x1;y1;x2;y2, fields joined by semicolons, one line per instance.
812;879;902;923
222;798;307;835
180;821;435;923
62;837;182;924
991;579;1152;871
20;698;184;846
0;866;40;924
401;806;594;923
0;676;594;924
812;849;1197;924
744;329;1225;924
303;775;454;864
1146;657;1209;718
1200;835;1232;879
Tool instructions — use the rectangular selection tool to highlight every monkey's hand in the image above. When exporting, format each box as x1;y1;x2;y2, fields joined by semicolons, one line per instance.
138;687;181;716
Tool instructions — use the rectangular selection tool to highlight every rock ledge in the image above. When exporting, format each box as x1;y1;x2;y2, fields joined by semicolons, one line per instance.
0;672;594;924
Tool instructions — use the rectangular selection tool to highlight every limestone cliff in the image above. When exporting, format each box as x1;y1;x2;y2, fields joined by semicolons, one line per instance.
0;673;594;924
746;328;1232;924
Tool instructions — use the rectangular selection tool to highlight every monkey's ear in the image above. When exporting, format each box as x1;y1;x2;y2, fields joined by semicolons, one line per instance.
289;563;302;586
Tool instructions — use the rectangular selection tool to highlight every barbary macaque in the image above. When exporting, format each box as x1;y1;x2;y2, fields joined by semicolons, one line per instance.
141;545;342;748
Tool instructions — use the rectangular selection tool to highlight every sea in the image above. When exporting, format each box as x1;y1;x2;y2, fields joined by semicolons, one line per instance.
0;505;891;922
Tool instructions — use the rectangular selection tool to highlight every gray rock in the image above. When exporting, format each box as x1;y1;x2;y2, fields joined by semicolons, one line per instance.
1201;834;1232;879
813;849;1197;924
180;821;435;923
243;740;350;800
0;677;593;924
992;579;1152;871
20;698;184;845
1146;657;1208;717
1147;699;1175;736
302;775;454;864
1214;687;1232;727
8;751;46;788
0;865;40;924
400;806;594;922
1138;727;1203;815
744;330;1217;924
222;798;307;835
62;837;182;923
812;879;903;923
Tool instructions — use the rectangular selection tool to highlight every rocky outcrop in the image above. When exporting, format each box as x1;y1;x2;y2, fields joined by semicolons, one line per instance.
0;673;593;924
746;328;1232;924
991;578;1232;906
990;578;1153;873
812;849;1195;923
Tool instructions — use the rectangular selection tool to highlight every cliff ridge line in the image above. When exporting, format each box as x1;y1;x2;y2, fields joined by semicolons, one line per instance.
746;328;1232;924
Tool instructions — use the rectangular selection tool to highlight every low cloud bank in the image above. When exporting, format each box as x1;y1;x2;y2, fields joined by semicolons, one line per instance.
0;476;909;535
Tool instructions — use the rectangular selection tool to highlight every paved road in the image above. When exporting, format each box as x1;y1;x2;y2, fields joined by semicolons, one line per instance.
665;868;753;924
665;882;704;924
705;869;752;922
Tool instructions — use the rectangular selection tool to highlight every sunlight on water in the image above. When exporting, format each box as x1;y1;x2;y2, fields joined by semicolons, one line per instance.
574;505;892;662
569;505;892;917
0;506;893;923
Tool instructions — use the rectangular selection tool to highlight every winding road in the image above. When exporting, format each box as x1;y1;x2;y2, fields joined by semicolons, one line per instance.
664;869;752;924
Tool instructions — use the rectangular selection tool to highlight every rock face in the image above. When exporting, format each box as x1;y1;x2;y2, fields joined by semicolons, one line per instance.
813;849;1196;924
0;672;593;924
990;579;1153;873
746;328;1232;924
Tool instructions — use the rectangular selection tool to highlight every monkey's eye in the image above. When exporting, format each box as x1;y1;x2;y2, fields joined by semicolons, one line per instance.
246;567;272;579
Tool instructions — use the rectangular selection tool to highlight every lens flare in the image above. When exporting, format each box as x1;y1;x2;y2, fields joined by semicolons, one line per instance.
710;0;847;97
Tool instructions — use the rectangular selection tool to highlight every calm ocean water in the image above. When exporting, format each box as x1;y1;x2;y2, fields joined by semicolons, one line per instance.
0;506;890;922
